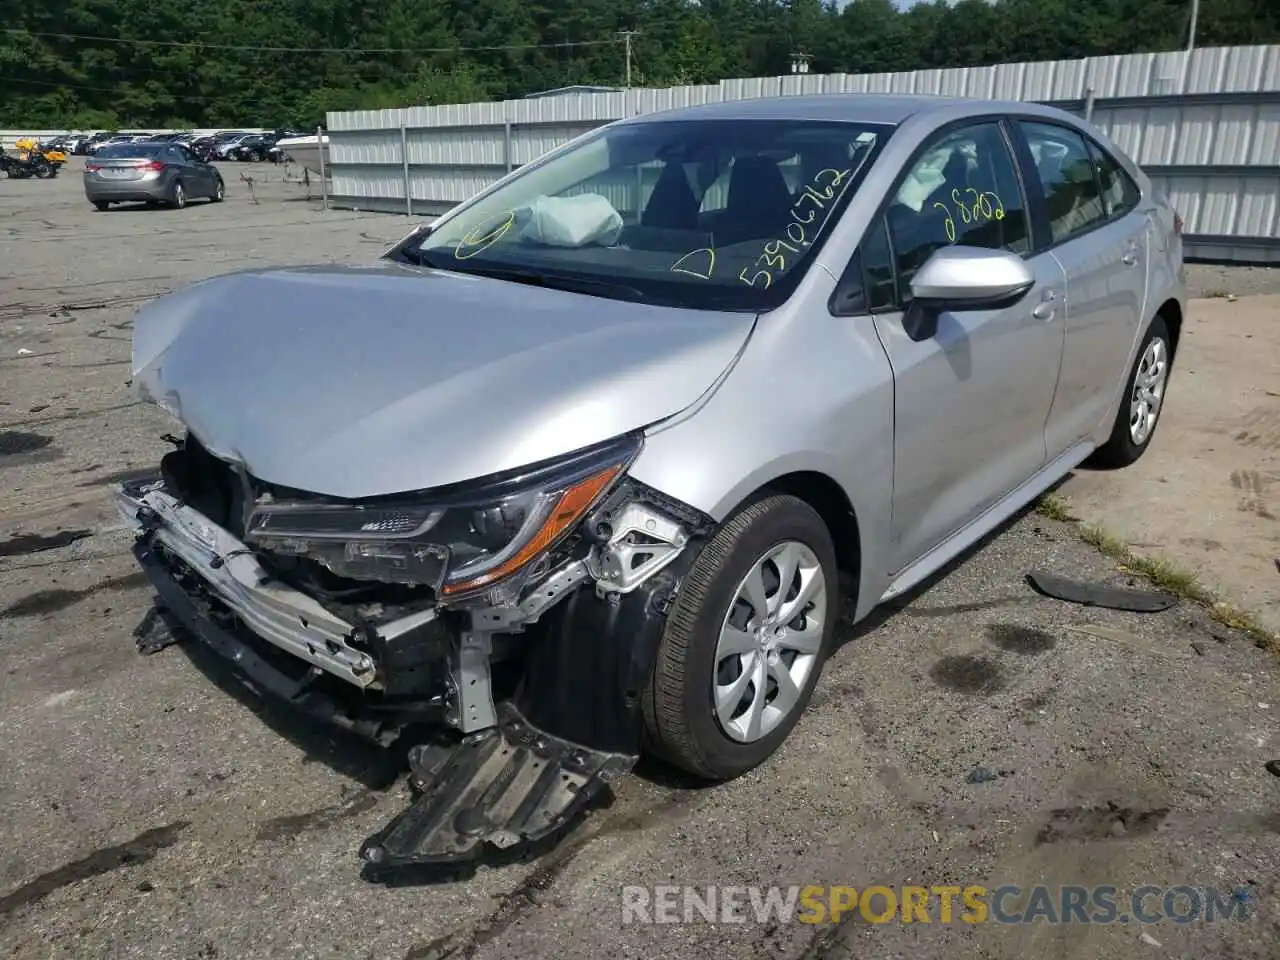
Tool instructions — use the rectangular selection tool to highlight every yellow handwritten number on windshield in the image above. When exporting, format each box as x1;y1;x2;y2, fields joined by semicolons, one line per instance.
739;167;853;289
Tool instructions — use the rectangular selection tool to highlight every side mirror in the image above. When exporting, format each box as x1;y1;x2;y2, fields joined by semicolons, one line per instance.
903;246;1035;341
909;246;1034;309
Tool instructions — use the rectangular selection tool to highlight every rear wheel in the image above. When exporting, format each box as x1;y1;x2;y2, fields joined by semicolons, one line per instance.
168;180;186;209
642;494;838;781
211;177;225;202
1086;314;1172;469
92;201;110;212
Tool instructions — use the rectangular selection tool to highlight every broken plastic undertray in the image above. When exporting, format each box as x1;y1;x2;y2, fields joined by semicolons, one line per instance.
359;702;635;881
1025;569;1179;613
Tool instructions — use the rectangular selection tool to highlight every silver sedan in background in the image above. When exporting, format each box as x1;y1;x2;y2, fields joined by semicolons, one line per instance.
84;141;225;211
118;93;1184;874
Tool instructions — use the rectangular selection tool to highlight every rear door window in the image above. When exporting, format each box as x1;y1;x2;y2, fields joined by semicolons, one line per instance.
1018;121;1109;244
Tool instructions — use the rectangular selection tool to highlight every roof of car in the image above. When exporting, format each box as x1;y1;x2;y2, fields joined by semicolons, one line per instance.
621;93;1059;127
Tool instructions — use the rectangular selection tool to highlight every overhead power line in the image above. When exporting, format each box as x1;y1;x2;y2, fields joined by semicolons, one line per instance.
0;75;147;95
1;28;619;55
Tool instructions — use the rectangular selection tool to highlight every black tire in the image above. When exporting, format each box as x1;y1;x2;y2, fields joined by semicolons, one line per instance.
33;162;53;179
168;180;186;209
642;494;839;781
210;177;225;202
93;201;110;212
1086;314;1172;470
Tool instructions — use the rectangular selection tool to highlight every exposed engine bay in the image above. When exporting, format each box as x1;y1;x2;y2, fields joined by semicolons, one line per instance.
117;430;714;878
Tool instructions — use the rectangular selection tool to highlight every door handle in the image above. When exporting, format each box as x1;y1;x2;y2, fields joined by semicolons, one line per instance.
1032;289;1057;321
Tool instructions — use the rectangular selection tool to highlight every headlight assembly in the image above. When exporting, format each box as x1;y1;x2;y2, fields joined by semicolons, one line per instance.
242;434;641;602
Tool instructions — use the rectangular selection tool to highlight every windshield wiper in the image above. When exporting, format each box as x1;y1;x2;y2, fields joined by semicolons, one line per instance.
420;259;647;302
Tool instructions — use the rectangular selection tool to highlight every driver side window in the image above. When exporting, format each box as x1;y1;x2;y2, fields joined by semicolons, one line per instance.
887;122;1030;299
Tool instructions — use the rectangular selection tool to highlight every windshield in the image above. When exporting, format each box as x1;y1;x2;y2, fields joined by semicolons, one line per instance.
95;143;165;159
397;118;893;311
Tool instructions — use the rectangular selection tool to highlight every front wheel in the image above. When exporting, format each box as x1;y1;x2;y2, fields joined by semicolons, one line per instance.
33;162;53;179
93;201;110;212
1086;315;1172;469
642;494;838;781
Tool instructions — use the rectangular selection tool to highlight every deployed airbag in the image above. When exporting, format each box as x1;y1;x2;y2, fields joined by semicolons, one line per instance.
520;194;623;247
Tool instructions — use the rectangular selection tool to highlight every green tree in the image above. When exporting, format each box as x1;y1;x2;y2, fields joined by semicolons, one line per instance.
0;0;1276;128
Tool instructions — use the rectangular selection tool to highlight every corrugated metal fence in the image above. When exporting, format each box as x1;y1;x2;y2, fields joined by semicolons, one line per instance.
326;43;1280;263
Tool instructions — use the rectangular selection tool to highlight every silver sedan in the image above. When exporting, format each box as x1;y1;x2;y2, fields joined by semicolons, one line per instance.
119;93;1184;872
84;141;225;211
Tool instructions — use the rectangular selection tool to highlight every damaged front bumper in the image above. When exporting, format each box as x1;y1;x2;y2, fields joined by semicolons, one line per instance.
115;471;706;877
121;478;384;687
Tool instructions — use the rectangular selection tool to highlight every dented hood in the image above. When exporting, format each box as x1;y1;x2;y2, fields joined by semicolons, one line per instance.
131;263;755;499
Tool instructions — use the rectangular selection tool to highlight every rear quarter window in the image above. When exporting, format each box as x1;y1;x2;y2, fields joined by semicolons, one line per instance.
1087;141;1141;218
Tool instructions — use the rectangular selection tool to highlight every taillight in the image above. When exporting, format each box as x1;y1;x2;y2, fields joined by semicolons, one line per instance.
85;163;101;172
1173;211;1184;236
141;160;165;172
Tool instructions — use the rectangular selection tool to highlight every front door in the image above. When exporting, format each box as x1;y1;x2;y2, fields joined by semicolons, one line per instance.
870;119;1067;573
1014;120;1150;457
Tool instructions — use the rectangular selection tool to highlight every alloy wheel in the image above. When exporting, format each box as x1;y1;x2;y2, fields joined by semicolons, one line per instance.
1129;336;1169;446
712;540;828;743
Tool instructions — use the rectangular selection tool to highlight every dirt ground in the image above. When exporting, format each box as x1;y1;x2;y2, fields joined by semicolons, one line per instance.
1;163;1278;960
1059;291;1280;637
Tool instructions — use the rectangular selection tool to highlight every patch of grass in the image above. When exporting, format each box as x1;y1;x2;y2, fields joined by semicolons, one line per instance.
1034;494;1078;523
1201;288;1232;299
1036;496;1278;652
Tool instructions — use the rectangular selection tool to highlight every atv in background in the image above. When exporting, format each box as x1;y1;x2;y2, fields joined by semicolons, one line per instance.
0;145;58;179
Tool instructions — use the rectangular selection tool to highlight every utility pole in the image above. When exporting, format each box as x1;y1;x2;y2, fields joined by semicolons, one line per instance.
1185;0;1200;51
617;30;639;87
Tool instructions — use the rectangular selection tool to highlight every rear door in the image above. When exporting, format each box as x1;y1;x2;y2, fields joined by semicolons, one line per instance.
866;118;1067;572
1012;120;1149;458
173;144;212;192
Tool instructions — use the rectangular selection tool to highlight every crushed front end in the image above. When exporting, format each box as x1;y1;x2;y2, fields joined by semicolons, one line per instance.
116;430;712;877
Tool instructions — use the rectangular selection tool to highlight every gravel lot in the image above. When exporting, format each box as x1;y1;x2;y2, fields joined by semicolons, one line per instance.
1;164;1278;960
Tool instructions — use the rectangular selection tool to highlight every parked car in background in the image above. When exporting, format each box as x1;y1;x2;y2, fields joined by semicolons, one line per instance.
84;140;224;210
187;135;218;162
229;133;277;162
87;134;148;155
80;132;114;155
116;93;1184;873
211;134;256;160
